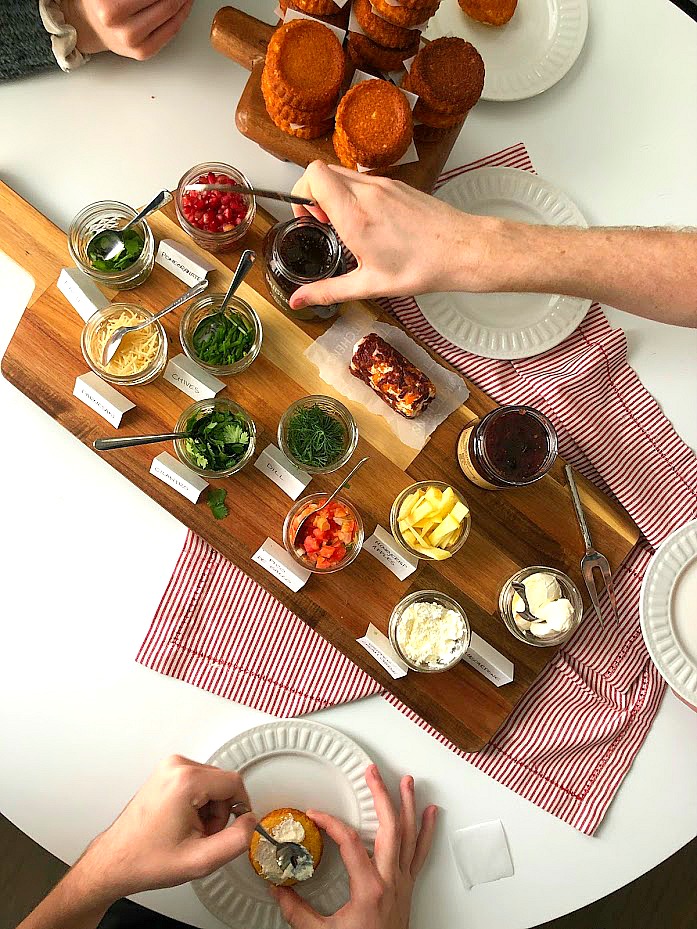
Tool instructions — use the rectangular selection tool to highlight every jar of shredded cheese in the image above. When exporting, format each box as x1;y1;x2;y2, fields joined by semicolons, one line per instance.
81;303;168;386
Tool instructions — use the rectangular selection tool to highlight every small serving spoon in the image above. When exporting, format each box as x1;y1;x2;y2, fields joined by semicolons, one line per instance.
93;432;190;452
228;801;313;873
88;189;172;264
184;183;315;207
101;278;208;366
512;582;538;626
292;456;369;545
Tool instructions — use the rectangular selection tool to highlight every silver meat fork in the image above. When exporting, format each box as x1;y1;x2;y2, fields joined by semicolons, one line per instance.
565;464;620;629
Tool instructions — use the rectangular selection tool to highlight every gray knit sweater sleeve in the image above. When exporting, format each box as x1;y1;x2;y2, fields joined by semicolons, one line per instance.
0;1;58;81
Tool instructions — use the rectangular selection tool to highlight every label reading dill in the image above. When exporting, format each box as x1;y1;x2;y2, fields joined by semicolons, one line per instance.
254;444;312;500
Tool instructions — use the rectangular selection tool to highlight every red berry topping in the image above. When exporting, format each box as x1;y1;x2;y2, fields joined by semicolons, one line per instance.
181;171;249;234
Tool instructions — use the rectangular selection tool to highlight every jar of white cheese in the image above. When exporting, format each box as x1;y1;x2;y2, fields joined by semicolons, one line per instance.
389;590;471;673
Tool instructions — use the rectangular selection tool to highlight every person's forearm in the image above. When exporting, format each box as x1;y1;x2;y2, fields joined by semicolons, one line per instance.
461;221;697;327
17;847;116;929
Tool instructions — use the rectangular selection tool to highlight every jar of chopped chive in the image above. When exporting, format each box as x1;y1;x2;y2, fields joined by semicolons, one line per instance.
179;293;262;376
278;395;358;475
68;200;155;291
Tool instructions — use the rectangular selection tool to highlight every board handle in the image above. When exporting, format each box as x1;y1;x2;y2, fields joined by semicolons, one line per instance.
210;6;275;71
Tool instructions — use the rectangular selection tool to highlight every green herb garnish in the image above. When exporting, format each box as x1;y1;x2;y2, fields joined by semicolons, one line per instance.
87;228;144;273
207;487;229;519
184;408;251;472
192;311;255;367
286;404;347;469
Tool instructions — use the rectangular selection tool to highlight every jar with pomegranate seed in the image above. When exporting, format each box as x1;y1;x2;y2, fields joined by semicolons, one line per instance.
175;162;256;252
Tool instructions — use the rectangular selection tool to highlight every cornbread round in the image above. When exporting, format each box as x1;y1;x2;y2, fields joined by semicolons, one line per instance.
389;0;437;9
292;0;341;14
268;107;334;140
353;0;421;49
413;97;468;128
335;79;412;167
280;0;348;28
332;128;358;169
266;19;345;110
347;30;420;73
458;0;518;26
249;808;323;887
371;0;440;28
405;38;484;114
262;66;334;125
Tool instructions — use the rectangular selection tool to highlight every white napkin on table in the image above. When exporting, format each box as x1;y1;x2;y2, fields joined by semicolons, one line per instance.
450;819;514;890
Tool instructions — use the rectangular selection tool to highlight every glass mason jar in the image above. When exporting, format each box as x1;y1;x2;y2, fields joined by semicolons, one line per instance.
81;303;167;386
389;480;471;561
499;565;583;648
175;162;256;252
263;216;346;321
179;293;262;376
283;492;364;574
277;395;358;475
457;405;558;491
68;201;155;291
174;397;257;479
389;590;471;673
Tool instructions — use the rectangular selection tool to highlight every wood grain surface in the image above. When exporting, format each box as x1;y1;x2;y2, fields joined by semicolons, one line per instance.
210;6;464;193
0;182;640;751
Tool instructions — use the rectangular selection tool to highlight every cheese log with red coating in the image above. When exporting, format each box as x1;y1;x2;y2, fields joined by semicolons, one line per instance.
350;333;436;418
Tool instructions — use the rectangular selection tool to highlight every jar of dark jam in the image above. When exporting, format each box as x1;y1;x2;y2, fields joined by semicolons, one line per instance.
263;216;345;321
457;405;558;490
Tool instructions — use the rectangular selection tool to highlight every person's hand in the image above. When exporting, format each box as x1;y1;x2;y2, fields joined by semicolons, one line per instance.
272;764;437;929
62;0;194;60
77;755;257;903
289;160;501;310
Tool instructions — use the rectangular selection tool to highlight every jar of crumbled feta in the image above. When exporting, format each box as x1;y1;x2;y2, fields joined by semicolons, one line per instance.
389;590;471;672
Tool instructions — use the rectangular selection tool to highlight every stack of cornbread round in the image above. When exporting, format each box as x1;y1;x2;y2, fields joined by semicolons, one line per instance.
333;77;413;171
402;36;485;140
262;18;346;140
348;0;438;73
280;0;348;29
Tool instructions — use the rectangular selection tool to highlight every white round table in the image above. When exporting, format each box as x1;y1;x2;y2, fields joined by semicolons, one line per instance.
1;2;697;927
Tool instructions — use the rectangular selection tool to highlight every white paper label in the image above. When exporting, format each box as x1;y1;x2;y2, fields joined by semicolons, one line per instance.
252;538;311;592
357;623;408;679
364;525;418;580
155;239;216;286
163;353;225;400
58;268;110;322
462;632;514;687
254;444;312;500
150;451;208;503
73;372;135;427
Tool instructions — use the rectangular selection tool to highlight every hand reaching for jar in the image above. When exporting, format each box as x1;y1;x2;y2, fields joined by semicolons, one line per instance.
62;0;194;60
272;764;438;929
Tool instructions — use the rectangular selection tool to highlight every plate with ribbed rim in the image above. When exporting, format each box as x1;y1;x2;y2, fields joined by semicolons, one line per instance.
192;720;378;929
414;167;590;359
423;0;588;102
640;520;697;708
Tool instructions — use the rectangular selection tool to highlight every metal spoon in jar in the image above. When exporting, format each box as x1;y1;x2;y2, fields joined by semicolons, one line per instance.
292;456;369;545
194;249;256;346
512;582;538;626
93;432;191;452
101;278;209;366
88;189;172;264
184;183;315;207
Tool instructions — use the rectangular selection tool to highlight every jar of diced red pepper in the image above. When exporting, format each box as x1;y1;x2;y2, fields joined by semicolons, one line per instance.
175;162;256;252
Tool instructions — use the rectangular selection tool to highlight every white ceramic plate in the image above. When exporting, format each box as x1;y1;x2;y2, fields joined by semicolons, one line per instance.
640;520;697;708
415;167;590;359
423;0;588;102
192;720;378;929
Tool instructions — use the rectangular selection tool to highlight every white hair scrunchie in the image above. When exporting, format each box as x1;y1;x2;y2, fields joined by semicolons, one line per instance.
39;0;91;72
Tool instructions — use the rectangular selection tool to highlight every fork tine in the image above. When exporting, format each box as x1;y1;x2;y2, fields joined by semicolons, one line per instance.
597;556;620;628
582;561;605;629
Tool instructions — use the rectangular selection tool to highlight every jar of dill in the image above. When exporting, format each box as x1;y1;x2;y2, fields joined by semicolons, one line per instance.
278;395;358;475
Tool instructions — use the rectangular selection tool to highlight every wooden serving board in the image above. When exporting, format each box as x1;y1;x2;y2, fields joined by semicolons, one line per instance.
210;7;465;193
0;181;640;751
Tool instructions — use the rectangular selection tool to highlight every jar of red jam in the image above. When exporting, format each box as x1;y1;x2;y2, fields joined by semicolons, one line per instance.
263;217;345;321
457;405;558;490
175;162;256;252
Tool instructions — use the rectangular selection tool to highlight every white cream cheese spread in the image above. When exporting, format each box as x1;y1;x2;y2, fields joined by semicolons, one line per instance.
512;571;574;638
255;814;314;885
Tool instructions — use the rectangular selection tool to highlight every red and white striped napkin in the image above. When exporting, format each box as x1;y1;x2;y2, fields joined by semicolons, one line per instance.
137;143;697;834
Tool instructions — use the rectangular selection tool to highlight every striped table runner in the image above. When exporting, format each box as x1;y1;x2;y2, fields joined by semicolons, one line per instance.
137;143;697;834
